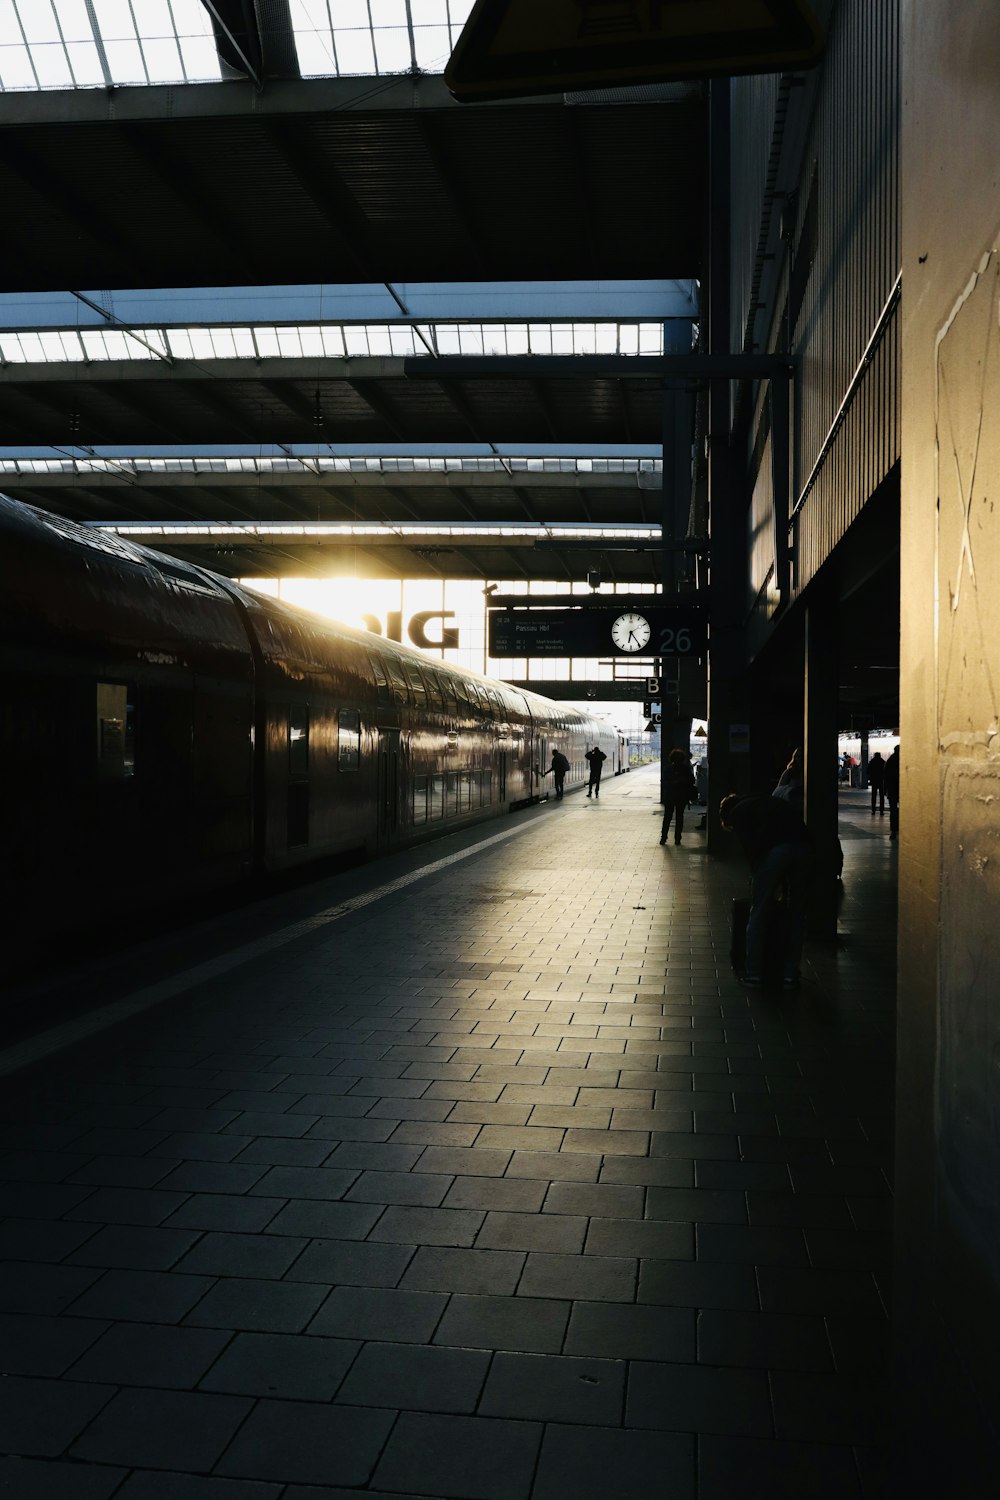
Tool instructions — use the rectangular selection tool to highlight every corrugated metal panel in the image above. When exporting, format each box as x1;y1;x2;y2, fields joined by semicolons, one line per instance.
730;72;781;351
788;0;900;591
734;0;899;610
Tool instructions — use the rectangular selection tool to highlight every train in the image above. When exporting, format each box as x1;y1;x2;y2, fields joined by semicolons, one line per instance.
0;495;624;961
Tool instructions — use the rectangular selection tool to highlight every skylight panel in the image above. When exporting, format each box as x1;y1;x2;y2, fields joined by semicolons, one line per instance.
411;24;451;72
0;0;220;91
0;320;663;364
291;0;475;79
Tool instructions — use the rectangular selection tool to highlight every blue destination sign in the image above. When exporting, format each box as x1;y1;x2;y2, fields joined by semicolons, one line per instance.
488;607;706;658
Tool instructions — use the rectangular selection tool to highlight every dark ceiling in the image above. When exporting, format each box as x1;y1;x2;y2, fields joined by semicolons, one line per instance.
0;360;669;447
0;76;704;291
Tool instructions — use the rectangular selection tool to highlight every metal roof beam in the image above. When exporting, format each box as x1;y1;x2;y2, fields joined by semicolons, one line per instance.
0;355;785;386
0;73;694;127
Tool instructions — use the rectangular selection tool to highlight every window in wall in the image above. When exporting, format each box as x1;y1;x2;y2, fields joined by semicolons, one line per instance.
338;709;361;770
96;682;135;779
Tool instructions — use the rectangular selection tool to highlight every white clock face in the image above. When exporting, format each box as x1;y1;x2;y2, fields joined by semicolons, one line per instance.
611;612;651;652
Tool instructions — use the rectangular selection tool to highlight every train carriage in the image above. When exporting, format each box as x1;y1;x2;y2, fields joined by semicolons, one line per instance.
0;495;620;960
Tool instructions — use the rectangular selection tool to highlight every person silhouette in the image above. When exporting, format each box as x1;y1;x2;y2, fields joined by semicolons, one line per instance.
868;751;886;815
540;748;570;801
585;745;607;798
659;748;696;845
884;744;900;838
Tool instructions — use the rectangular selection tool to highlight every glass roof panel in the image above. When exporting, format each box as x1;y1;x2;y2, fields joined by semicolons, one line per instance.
292;0;475;79
0;454;663;477
0;320;667;364
0;0;221;90
0;321;671;364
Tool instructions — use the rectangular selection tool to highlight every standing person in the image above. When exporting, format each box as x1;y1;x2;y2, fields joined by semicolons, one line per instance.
659;748;696;845
868;750;886;815
719;792;814;988
585;744;607;798
884;744;900;838
540;748;570;801
695;758;709;829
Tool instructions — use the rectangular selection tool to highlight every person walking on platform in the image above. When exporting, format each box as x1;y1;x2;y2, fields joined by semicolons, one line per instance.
659;747;696;845
720;792;814;988
540;748;570;801
585;744;607;798
884;744;900;838
868;751;886;815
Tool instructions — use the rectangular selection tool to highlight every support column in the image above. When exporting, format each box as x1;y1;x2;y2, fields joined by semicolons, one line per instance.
705;80;751;847
660;387;694;809
804;584;840;938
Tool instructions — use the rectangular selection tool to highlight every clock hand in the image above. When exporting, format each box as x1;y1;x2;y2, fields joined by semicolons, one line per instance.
628;631;638;646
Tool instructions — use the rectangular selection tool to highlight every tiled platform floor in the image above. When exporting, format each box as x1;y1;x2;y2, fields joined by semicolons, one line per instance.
0;766;895;1499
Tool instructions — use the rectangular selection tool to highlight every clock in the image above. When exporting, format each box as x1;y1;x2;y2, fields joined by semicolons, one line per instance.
611;612;651;652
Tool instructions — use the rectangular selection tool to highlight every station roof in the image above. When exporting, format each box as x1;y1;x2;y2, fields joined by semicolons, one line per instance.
0;4;707;589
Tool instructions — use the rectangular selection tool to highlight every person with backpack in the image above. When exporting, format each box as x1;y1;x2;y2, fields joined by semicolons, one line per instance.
541;748;570;800
585;744;607;798
659;747;697;845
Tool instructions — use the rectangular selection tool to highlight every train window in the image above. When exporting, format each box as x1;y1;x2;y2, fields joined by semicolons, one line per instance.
482;769;492;805
459;771;473;810
338;709;361;770
437;673;458;715
386;659;409;705
412;775;428;826
430;773;446;819
469;770;482;807
289;706;309;774
369;653;391;707
402;661;426;704
96;682;135;780
446;770;460;815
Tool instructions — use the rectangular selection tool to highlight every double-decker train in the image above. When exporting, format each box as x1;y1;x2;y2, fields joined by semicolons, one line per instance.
0;496;623;961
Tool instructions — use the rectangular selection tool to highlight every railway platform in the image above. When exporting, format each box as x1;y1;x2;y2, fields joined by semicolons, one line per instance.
0;765;895;1500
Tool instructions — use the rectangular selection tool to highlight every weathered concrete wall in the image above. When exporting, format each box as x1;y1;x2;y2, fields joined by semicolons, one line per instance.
897;2;1000;1487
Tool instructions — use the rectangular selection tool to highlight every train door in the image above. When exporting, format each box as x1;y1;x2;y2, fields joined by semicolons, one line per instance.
499;750;507;805
376;728;401;847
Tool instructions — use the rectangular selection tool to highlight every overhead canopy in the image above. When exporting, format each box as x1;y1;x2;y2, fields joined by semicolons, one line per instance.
0;75;704;290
